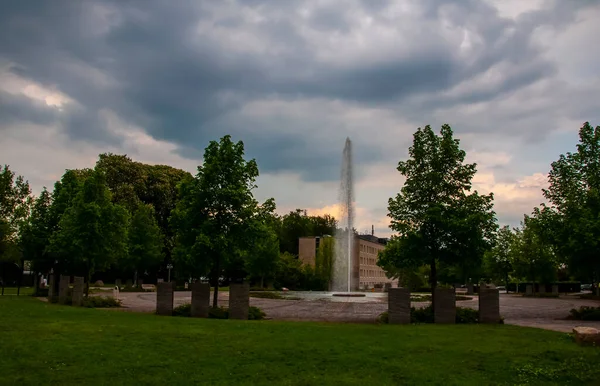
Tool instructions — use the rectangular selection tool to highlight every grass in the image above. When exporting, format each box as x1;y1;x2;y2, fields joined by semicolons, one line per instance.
0;286;34;296
1;298;599;386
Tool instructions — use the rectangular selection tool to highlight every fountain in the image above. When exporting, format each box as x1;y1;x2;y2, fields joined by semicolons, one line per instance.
331;138;364;296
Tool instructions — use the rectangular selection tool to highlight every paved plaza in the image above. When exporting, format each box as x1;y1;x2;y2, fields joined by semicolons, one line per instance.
106;290;600;332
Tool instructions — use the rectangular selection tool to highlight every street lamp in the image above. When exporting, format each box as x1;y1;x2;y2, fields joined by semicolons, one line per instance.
167;264;173;282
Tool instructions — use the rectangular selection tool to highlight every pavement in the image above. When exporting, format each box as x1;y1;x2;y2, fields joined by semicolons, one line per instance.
105;290;600;332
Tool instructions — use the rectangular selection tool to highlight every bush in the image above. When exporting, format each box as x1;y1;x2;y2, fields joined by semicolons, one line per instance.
569;306;600;321
32;288;49;297
173;303;192;317
377;311;389;324
455;307;478;324
411;305;434;323
248;306;266;320
208;307;229;319
82;296;121;308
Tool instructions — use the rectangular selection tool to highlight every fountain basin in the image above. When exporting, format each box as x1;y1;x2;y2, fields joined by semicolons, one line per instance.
331;293;366;297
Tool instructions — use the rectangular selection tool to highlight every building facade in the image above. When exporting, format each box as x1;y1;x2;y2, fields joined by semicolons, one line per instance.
298;234;398;290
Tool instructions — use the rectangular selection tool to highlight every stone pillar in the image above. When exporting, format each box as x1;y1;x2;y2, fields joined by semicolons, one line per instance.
479;288;500;323
47;273;56;300
156;282;174;316
434;288;455;324
552;284;559;295
58;275;70;304
466;283;474;295
72;276;85;306
526;284;533;295
229;282;250;320
137;279;144;287
539;284;546;294
384;283;392;293
126;279;133;287
388;288;410;324
115;279;121;287
191;282;211;318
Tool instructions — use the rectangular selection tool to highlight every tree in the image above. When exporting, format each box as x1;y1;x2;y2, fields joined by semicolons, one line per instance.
171;135;262;307
315;236;334;287
483;226;515;289
245;198;280;288
21;188;53;280
48;170;129;295
539;122;600;289
127;203;163;282
511;216;557;287
0;165;32;264
381;125;497;303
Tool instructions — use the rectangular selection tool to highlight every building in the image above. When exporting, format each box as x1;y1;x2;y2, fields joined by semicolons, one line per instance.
298;233;398;290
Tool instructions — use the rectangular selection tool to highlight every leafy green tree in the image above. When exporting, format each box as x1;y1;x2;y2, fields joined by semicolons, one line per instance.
21;188;53;277
171;135;262;307
127;203;163;282
483;225;515;289
278;209;337;255
0;165;32;264
315;236;334;286
539;122;600;289
245;198;281;288
49;170;129;295
381;125;497;302
511;216;557;287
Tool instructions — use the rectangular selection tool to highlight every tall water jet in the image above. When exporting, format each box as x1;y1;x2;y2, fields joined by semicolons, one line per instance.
332;137;355;293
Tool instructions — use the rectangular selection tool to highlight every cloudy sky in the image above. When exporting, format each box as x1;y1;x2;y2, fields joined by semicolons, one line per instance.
1;0;599;236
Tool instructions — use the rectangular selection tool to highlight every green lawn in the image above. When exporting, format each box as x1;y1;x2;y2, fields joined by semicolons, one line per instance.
1;297;599;386
0;286;34;296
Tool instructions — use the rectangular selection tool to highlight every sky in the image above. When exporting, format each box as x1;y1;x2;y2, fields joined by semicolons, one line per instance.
1;0;599;237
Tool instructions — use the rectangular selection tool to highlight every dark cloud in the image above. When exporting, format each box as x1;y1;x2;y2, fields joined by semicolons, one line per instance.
0;0;596;182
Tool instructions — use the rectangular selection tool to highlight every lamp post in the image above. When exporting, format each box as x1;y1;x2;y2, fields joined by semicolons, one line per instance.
167;264;173;283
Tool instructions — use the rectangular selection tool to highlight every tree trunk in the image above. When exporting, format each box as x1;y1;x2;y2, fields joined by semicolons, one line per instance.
17;259;23;296
430;257;437;306
212;256;220;308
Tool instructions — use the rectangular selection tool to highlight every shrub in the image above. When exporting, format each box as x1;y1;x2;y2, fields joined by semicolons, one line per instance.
248;306;266;320
173;303;192;317
455;307;478;324
32;288;49;297
82;296;121;308
377;311;389;324
569;306;600;321
411;305;434;323
208;307;229;319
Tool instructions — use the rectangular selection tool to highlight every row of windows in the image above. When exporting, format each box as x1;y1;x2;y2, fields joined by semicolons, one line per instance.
360;269;386;278
360;256;377;266
360;244;381;254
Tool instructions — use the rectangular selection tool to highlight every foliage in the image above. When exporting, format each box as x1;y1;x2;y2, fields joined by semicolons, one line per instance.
511;216;558;284
81;296;122;308
568;306;600;321
0;165;32;263
126;203;164;277
171;136;268;307
381;125;497;297
278;209;337;255
246;199;280;288
538;122;600;286
173;303;192;317
315;236;334;285
482;225;515;287
48;170;129;293
248;306;266;320
21;188;53;274
2;297;600;385
455;307;479;324
208;306;230;319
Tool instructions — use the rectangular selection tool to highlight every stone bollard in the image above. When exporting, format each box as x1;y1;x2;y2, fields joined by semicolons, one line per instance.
72;277;85;306
466;283;474;295
113;286;120;300
191;282;211;318
58;275;70;304
48;273;56;301
539;284;546;294
388;288;410;324
156;282;175;316
479;288;500;323
552;284;559;295
384;283;392;293
434;288;456;324
526;284;533;296
229;283;250;320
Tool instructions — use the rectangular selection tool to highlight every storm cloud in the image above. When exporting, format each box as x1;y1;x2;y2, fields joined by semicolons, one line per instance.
1;0;600;234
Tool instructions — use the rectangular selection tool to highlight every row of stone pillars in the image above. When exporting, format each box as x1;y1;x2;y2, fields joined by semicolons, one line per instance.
388;288;501;324
526;284;559;295
156;282;251;319
47;274;86;306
